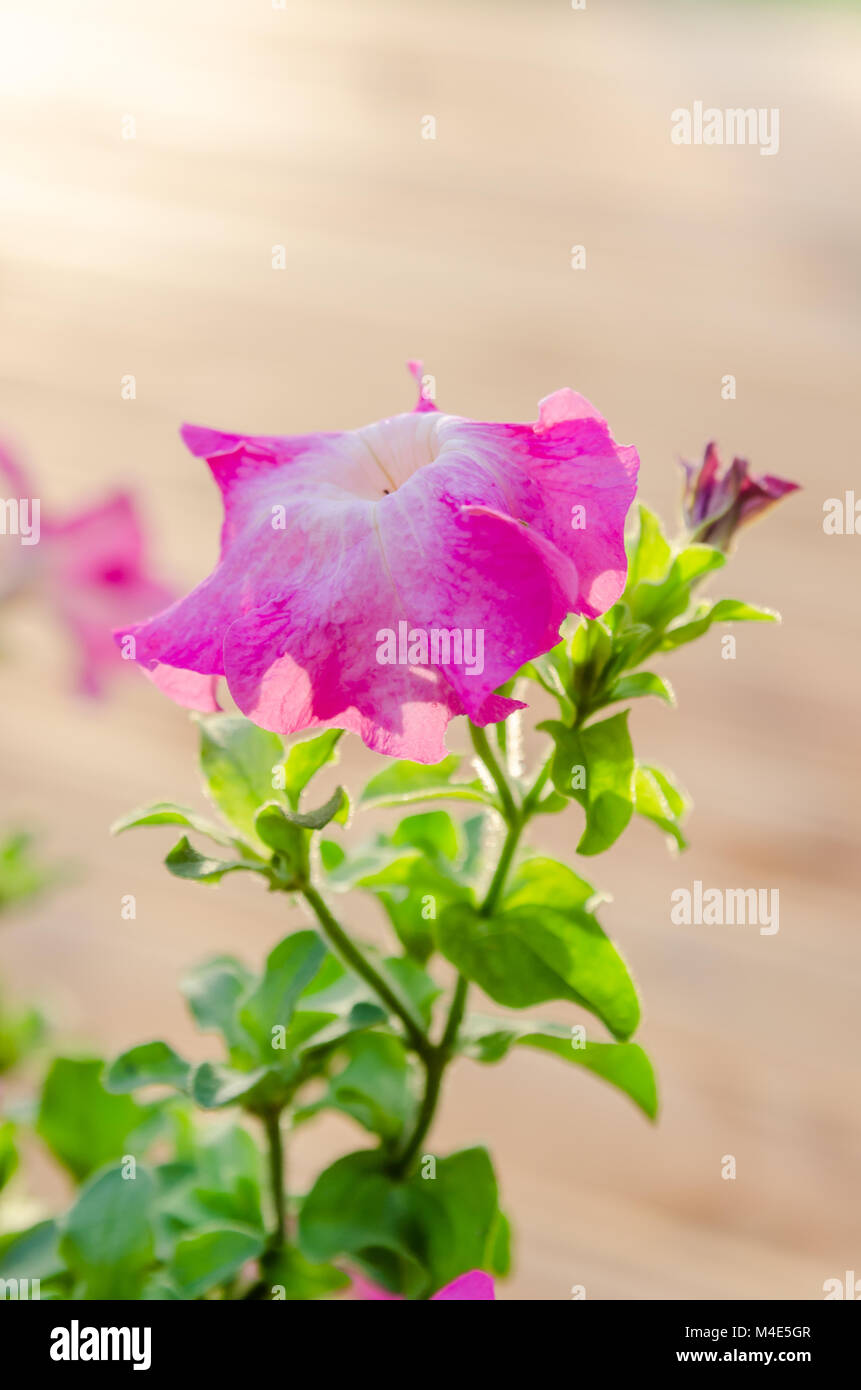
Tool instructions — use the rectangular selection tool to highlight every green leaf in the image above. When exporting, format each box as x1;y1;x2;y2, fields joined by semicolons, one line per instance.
0;832;56;912
540;711;635;855
265;1247;350;1300
660;597;778;650
438;896;639;1039
298;1150;422;1291
189;1062;270;1110
252;805;307;882
330;834;470;963
360;756;488;809
197;714;284;846
260;788;346;834
487;1209;512;1277
323;1033;416;1139
0;995;45;1074
568;618;613;709
709;598;778;623
627;505;672;587
60;1164;156;1299
459;1016;658;1119
606;671;675;706
634;764;690;851
629;543;725;629
110;802;238;847
323;839;414;890
165;836;263;885
409;1147;502;1292
504;857;595;914
390;810;459;863
381;958;442;1029
105;1042;190;1094
279;730;343;810
673;543;726;587
299;1145;503;1298
292;1002;388;1059
181;956;254;1049
319;839;345;873
168;1224;264;1299
517;1034;658;1119
191;1124;264;1230
520;650;576;720
0;1119;18;1192
373;884;440;963
238;931;327;1058
141;1274;184;1300
0;1220;65;1283
37;1058;149;1181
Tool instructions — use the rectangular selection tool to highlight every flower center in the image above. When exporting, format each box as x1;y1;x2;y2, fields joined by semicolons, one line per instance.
350;413;444;497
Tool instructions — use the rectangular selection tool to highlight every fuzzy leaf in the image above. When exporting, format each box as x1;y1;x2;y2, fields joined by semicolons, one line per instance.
541;711;635;855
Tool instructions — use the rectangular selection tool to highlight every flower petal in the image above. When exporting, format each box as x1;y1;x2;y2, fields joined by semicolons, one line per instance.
430;1270;495;1300
143;662;221;711
127;381;638;759
442;408;638;618
45;493;173;696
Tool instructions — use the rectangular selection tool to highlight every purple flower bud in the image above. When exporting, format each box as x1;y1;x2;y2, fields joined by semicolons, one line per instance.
681;443;799;550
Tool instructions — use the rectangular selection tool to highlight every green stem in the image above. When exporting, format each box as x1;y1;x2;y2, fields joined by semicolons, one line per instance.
394;1053;444;1176
302;719;541;1183
263;1109;287;1252
440;973;469;1051
301;882;429;1056
469;724;517;821
394;725;537;1175
481;817;522;917
393;973;469;1177
523;758;552;811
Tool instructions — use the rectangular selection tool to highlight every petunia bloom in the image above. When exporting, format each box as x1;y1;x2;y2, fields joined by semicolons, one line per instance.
681;442;798;551
352;1269;495;1301
118;366;638;762
0;441;177;696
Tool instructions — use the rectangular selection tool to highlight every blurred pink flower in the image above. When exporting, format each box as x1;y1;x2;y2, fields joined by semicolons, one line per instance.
353;1269;495;1301
1;442;182;696
42;493;173;696
681;442;798;550
120;365;638;762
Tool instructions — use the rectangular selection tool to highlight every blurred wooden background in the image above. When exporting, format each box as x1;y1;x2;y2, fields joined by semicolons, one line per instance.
1;0;860;1298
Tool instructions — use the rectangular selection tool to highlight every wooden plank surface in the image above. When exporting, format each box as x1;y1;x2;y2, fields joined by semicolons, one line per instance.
1;0;859;1298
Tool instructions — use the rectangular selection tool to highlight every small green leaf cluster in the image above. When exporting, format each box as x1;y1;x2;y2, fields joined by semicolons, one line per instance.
525;505;777;855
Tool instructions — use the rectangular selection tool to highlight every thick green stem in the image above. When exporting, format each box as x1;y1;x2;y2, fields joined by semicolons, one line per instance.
263;1108;287;1252
301;882;429;1056
440;973;469;1051
394;1054;444;1176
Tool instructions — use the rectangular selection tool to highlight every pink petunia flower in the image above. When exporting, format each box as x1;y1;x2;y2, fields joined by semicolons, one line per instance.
43;493;176;696
118;366;638;762
681;442;799;551
1;441;184;697
352;1269;495;1301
